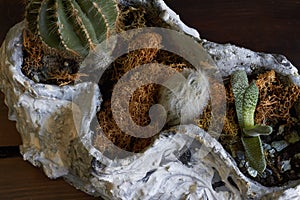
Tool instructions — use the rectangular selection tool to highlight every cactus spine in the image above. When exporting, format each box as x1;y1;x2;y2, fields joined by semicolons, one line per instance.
25;0;119;58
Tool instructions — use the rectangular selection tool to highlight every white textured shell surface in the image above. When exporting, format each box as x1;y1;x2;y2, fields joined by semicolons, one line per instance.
1;0;300;199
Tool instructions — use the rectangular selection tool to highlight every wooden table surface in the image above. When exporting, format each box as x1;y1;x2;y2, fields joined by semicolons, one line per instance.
1;0;300;199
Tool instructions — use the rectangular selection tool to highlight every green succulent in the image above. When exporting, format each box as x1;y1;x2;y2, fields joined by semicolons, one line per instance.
25;0;119;58
231;70;272;174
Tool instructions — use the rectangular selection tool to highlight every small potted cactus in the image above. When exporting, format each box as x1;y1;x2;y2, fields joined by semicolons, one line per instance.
25;0;118;58
22;0;119;84
1;0;300;199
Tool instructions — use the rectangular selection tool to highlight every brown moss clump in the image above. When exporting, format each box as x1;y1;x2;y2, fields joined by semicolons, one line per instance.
117;4;170;28
197;104;211;131
96;33;161;153
95;31;190;154
222;81;239;139
196;81;227;133
222;109;239;138
22;29;43;75
116;6;146;32
255;70;300;126
22;30;81;86
197;80;241;155
197;81;238;139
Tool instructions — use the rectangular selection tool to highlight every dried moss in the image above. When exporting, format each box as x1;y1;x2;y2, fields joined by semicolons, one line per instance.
197;104;211;131
255;70;300;126
96;36;161;152
197;81;238;138
22;30;81;86
22;29;43;74
116;6;147;32
95;31;191;153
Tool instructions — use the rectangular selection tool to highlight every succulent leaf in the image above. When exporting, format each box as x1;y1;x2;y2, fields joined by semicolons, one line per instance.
231;70;272;174
241;136;266;174
231;70;249;127
25;0;119;58
243;124;273;137
242;81;259;128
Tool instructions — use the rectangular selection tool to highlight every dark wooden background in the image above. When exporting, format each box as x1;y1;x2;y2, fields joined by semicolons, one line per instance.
1;0;299;199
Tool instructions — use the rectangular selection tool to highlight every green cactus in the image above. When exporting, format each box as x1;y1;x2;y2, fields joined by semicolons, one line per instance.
231;70;272;174
25;0;119;58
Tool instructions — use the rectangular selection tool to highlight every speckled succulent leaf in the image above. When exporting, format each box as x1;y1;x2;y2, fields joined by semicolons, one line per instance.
231;70;249;127
242;81;259;128
242;136;266;174
231;70;269;174
25;0;119;58
243;124;273;137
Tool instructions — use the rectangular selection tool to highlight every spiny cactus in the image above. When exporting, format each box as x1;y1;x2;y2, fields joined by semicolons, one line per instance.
25;0;119;58
231;70;272;174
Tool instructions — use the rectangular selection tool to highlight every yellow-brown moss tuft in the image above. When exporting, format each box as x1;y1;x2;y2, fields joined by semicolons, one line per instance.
95;29;194;153
96;32;166;153
255;70;300;125
22;29;44;76
196;104;211;131
22;29;81;85
116;6;146;32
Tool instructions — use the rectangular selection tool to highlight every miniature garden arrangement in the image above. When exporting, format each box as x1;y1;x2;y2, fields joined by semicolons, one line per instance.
0;0;300;199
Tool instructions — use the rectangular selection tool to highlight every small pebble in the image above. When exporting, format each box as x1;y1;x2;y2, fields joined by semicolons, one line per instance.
263;143;272;151
261;168;272;179
271;140;289;152
33;74;40;82
292;153;300;171
268;148;276;157
236;151;245;160
277;125;285;135
294;153;300;160
247;166;258;178
284;131;300;144
64;61;69;67
280;160;291;173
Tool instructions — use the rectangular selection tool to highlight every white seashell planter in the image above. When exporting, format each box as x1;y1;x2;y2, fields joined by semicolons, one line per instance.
1;0;300;199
